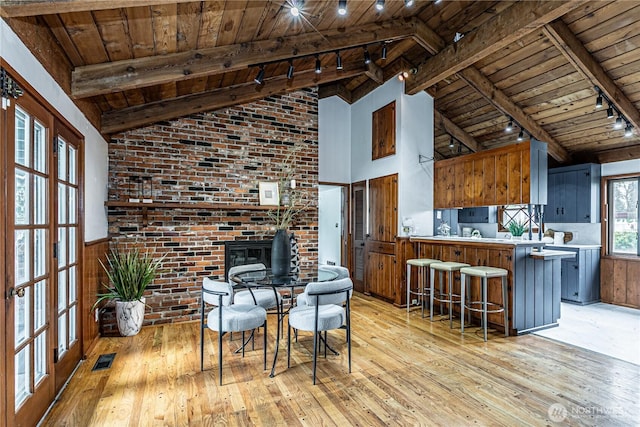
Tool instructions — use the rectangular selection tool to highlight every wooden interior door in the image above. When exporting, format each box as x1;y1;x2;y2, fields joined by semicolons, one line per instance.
351;182;366;293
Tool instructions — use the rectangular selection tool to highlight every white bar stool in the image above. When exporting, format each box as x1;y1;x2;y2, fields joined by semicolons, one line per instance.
429;261;470;328
459;266;509;342
406;258;441;317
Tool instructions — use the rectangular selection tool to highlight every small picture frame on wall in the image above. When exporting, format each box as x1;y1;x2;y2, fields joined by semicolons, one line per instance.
259;182;280;206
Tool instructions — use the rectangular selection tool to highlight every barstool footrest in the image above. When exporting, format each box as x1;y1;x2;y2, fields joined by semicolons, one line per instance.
465;301;505;314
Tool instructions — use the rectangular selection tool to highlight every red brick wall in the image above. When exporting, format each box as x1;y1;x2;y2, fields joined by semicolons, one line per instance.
103;89;319;334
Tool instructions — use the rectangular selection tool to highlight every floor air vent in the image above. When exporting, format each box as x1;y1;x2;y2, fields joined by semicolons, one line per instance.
92;353;116;371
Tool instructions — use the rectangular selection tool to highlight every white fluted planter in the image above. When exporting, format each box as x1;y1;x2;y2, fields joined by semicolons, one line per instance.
115;298;146;336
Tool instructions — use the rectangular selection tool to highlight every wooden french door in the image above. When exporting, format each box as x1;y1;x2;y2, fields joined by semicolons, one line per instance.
3;85;82;426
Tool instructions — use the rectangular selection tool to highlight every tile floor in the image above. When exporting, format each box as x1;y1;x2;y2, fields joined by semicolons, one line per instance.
534;302;640;365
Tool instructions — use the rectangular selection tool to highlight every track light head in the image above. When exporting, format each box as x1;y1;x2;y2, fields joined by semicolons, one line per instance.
449;137;454;149
315;55;322;74
381;43;387;60
404;0;415;6
517;129;524;141
363;48;371;64
606;105;614;119
336;51;343;70
338;0;347;15
595;94;603;109
624;122;633;138
254;65;265;84
375;0;384;11
398;70;409;81
505;117;513;132
624;123;633;137
287;60;294;79
615;114;624;129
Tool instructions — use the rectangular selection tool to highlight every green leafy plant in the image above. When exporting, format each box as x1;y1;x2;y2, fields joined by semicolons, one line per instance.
507;220;528;237
92;247;163;310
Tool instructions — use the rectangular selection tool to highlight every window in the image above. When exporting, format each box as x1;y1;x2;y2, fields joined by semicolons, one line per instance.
497;205;540;233
607;176;639;256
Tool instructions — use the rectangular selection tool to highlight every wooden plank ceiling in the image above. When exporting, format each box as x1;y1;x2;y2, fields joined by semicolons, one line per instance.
2;0;640;164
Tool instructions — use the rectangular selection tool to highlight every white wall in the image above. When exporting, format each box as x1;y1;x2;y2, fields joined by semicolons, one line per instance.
1;21;109;241
350;78;433;236
602;159;640;176
319;97;351;183
318;185;343;265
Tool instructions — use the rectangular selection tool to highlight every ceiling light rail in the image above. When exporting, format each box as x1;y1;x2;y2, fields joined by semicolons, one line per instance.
594;85;635;138
250;41;388;84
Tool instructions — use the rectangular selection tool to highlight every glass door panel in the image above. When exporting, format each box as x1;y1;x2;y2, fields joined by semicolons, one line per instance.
8;98;54;427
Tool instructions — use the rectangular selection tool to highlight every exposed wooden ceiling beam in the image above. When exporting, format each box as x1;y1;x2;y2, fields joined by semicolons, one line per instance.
434;109;480;153
595;146;640;164
406;0;585;95
409;12;571;163
543;19;640;132
365;62;384;85
458;67;570;163
73;18;420;98
101;61;366;134
0;0;196;17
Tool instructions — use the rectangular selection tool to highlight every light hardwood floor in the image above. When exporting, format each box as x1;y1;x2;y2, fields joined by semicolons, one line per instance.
42;293;640;426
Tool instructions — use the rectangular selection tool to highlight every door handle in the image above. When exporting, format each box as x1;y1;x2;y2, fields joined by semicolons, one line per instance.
8;287;25;298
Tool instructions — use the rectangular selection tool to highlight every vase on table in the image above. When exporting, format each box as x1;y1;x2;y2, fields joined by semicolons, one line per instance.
271;229;291;277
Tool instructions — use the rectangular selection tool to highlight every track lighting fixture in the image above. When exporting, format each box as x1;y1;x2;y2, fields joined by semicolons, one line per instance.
615;114;624;129
404;0;415;6
381;43;387;60
625;123;633;137
505;116;513;132
517;129;524;141
315;55;322;74
287;60;294;79
449;136;454;149
336;51;343;70
375;0;384;11
606;103;614;119
254;64;265;84
595;93;603;109
338;0;347;15
398;71;409;81
363;48;371;65
457;143;462;154
290;0;302;16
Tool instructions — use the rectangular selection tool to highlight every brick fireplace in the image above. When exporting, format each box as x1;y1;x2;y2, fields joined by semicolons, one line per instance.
101;89;319;334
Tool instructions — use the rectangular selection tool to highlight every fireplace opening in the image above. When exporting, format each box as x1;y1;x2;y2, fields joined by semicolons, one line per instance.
224;240;272;280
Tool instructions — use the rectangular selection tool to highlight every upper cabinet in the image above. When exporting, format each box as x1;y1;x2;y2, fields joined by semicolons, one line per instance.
372;101;396;160
545;163;601;223
434;140;548;209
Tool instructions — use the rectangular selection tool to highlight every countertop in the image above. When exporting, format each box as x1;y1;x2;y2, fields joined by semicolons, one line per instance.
545;244;601;249
529;249;577;260
410;235;545;246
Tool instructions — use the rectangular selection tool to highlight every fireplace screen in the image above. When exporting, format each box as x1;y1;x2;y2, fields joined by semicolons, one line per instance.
224;240;272;280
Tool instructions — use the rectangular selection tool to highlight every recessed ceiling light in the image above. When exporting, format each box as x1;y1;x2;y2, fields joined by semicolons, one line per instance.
375;0;384;11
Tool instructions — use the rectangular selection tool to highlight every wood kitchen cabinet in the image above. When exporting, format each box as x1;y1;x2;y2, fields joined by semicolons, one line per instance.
368;174;398;242
372;101;396;160
434;139;548;209
365;241;396;301
545;163;601;223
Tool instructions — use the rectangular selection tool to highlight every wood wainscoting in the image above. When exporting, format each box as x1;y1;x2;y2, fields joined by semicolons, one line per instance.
82;237;110;356
600;256;640;309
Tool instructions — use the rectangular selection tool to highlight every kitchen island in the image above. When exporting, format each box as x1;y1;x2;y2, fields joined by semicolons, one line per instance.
410;236;575;335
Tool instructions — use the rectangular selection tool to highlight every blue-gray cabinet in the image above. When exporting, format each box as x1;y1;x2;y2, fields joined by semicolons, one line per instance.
546;163;601;223
458;206;496;223
546;245;600;304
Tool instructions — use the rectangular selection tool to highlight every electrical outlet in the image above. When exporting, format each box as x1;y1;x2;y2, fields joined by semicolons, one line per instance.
411;299;418;305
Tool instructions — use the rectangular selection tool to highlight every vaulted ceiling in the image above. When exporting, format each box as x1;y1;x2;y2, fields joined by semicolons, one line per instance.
2;0;640;165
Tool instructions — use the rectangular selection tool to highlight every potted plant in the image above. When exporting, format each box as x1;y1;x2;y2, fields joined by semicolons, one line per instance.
93;247;163;336
507;220;528;239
